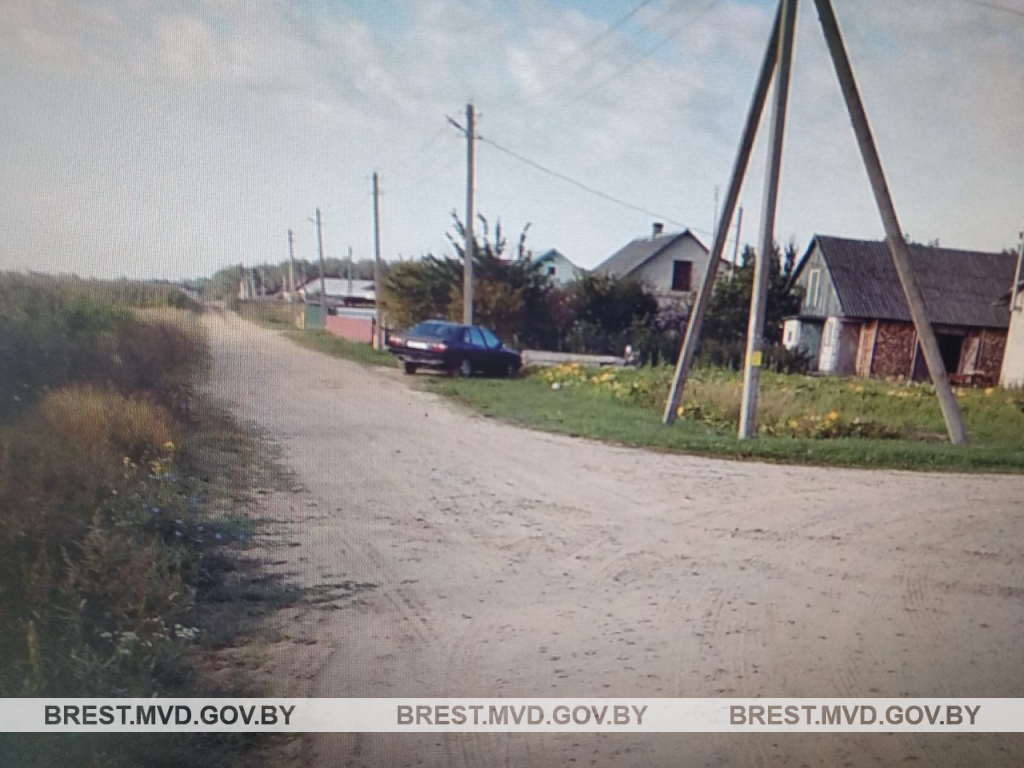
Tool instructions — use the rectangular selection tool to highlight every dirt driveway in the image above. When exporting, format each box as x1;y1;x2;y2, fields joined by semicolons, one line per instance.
205;313;1023;767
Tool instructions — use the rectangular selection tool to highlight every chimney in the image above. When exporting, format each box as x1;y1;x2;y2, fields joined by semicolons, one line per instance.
652;222;664;238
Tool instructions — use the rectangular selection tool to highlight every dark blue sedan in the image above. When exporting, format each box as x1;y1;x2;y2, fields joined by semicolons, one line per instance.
387;321;522;377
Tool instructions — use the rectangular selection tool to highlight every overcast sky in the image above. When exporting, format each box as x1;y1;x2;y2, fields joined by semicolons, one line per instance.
1;0;1022;280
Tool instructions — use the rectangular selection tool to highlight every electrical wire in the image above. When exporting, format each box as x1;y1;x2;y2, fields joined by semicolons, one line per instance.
955;0;1024;18
479;134;687;228
526;0;663;99
559;0;721;110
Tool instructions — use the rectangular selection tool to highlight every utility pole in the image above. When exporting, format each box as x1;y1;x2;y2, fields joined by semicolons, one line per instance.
662;3;783;424
739;0;798;440
729;206;744;282
347;246;354;300
463;103;476;325
1010;229;1024;313
287;228;296;297
812;0;967;444
711;186;719;246
313;207;327;313
372;171;384;348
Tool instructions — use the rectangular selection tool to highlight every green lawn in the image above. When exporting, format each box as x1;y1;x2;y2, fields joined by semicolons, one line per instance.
282;328;395;367
424;367;1024;473
260;313;1024;473
233;299;298;329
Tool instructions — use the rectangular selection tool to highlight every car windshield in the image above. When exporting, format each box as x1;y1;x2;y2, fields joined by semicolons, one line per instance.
408;322;462;341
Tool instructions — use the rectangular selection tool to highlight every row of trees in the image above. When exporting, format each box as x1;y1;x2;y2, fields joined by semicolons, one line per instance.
204;257;379;299
380;213;805;368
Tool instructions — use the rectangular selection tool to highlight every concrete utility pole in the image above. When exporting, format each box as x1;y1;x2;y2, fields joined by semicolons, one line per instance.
463;103;476;326
712;186;719;244
739;0;798;440
287;228;296;297
372;171;384;348
313;207;327;311
347;246;354;300
1010;229;1023;313
662;3;783;424
729;206;744;282
812;0;967;444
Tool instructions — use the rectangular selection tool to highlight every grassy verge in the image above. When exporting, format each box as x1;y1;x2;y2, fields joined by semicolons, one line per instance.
231;298;394;368
282;328;394;367
0;274;291;766
252;303;1024;473
231;299;299;330
424;367;1024;473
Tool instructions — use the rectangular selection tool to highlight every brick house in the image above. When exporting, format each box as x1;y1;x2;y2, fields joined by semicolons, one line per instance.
784;235;1016;385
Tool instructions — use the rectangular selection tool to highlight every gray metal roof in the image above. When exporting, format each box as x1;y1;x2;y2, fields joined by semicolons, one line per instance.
812;235;1015;329
593;230;702;278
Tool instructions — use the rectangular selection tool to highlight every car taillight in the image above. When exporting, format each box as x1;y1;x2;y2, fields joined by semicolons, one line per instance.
428;342;447;352
390;336;403;346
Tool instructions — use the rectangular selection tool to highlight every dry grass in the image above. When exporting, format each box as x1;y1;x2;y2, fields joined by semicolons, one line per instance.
0;274;280;766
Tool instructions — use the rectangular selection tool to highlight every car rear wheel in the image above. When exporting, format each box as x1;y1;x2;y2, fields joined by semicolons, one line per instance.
457;359;473;378
402;362;418;375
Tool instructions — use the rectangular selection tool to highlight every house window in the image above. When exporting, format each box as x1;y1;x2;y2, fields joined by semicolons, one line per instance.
547;265;557;277
671;260;693;292
807;269;821;308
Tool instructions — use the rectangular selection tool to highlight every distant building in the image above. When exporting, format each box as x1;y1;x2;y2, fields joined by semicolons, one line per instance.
785;235;1015;385
298;277;376;307
593;223;710;306
532;249;585;286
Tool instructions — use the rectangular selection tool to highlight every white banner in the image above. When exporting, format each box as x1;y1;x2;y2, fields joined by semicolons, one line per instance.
2;698;1018;733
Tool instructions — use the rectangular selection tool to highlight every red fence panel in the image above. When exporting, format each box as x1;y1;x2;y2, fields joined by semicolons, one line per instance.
324;314;374;344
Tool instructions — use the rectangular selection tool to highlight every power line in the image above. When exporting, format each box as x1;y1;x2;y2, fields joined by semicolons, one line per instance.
478;133;689;229
560;0;722;109
529;0;663;98
956;0;1024;18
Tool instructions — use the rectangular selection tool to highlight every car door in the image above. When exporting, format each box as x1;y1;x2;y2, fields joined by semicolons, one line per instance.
477;327;504;373
466;327;488;370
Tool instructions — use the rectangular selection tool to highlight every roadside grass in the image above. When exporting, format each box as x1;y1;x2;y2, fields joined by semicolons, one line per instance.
282;328;394;367
230;299;394;367
254;306;1024;473
231;299;298;330
0;273;295;766
425;367;1024;473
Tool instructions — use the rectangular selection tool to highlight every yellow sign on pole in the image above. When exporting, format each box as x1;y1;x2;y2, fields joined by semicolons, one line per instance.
751;350;763;367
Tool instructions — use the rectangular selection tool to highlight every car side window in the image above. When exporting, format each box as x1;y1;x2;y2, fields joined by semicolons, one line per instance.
469;328;486;347
479;328;501;349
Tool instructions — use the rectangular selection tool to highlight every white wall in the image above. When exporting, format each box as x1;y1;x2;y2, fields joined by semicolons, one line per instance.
1000;293;1024;387
817;317;858;374
631;235;710;297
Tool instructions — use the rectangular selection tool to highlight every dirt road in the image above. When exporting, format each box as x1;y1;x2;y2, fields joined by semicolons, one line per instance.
206;313;1023;767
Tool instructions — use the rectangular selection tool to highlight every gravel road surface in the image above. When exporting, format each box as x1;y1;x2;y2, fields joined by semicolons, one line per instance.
206;312;1023;767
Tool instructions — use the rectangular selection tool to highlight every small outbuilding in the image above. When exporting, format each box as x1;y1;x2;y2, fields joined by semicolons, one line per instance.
784;235;1016;385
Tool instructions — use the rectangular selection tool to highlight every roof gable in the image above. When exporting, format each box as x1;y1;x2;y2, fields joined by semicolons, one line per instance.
534;249;581;270
594;230;706;278
812;235;1014;328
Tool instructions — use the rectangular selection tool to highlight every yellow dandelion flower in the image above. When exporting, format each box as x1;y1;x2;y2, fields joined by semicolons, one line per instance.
826;410;839;421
